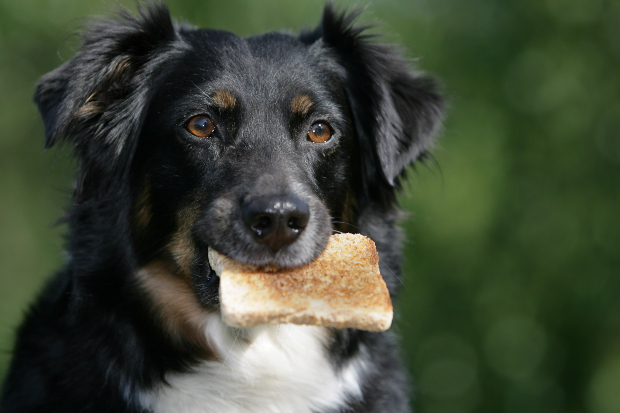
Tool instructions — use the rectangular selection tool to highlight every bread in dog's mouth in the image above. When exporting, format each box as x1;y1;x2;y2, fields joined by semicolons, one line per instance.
208;233;393;332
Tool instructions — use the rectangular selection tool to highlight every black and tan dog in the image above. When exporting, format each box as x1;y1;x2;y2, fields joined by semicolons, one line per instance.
0;3;443;412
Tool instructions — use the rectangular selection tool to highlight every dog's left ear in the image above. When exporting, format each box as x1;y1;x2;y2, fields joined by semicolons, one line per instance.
34;3;180;202
301;6;444;191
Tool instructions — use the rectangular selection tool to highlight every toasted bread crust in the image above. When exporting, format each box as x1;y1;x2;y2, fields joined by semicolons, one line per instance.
209;233;393;332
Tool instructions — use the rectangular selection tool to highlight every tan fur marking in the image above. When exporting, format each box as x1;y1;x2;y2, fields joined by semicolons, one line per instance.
135;261;217;359
212;90;236;110
108;55;132;83
74;96;106;119
339;190;358;233
73;56;132;120
291;94;313;116
169;204;201;277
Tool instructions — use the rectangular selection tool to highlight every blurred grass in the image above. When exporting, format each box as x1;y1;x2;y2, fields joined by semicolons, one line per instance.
1;0;619;412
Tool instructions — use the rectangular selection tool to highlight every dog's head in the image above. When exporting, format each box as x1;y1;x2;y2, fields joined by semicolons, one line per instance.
35;4;442;319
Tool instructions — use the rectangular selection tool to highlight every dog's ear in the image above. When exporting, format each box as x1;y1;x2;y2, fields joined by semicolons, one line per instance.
301;5;444;199
34;3;179;202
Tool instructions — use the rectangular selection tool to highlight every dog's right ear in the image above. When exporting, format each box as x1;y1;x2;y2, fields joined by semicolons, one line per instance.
34;3;180;202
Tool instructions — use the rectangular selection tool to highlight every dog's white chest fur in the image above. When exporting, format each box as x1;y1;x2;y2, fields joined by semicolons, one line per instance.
140;315;366;413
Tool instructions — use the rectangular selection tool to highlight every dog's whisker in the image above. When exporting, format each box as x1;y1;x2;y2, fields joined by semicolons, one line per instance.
267;325;280;356
331;220;362;232
381;264;405;285
213;327;241;380
135;236;174;257
191;80;210;100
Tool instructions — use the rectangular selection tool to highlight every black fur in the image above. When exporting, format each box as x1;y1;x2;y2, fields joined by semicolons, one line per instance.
0;3;443;412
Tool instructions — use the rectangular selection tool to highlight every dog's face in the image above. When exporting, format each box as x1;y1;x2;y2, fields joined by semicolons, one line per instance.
133;30;354;276
33;4;442;348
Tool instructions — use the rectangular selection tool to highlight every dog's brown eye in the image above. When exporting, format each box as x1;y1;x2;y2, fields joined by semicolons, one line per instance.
308;122;332;143
187;116;215;138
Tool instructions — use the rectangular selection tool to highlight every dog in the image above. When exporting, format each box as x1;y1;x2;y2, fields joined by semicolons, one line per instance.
0;3;443;412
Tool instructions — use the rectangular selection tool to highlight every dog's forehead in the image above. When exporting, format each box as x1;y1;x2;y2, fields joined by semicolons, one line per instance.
176;28;332;101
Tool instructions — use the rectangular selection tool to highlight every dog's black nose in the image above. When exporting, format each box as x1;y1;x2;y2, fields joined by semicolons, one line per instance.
242;195;310;252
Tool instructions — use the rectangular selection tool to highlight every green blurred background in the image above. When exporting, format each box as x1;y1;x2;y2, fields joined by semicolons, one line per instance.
1;0;619;412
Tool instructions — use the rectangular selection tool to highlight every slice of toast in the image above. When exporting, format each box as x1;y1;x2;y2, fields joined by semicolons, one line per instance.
208;233;393;332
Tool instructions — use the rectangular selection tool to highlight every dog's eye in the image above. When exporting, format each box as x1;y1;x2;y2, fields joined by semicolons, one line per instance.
187;116;215;138
308;122;332;143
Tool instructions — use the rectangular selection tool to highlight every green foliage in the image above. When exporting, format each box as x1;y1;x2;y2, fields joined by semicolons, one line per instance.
1;0;618;412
